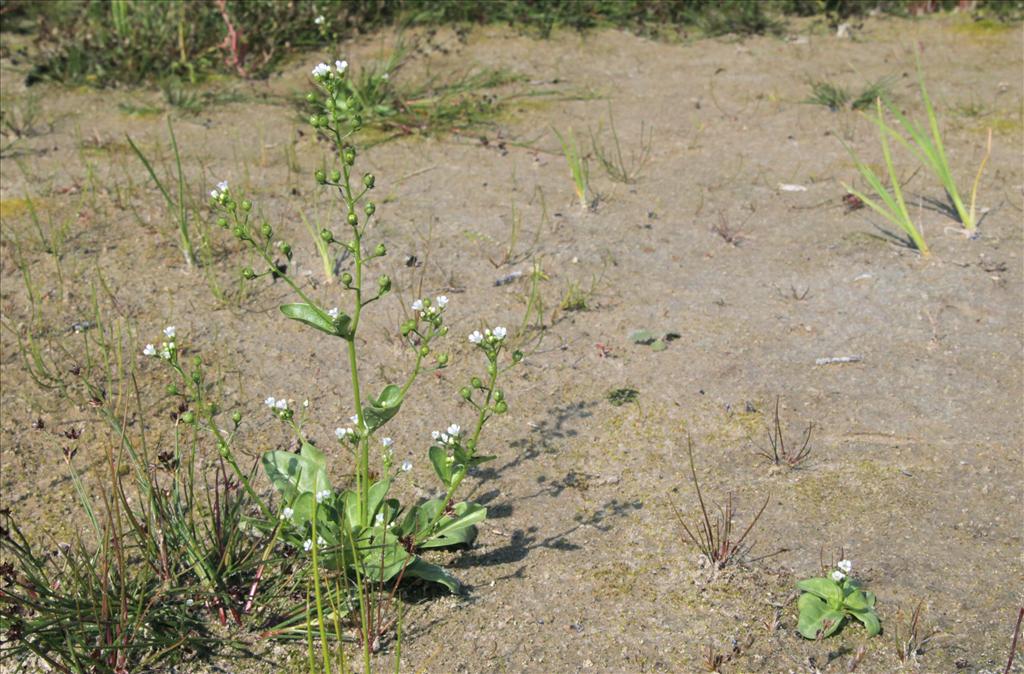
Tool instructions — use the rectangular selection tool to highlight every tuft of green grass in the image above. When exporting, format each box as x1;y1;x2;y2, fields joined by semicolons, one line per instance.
842;98;929;256
805;78;892;112
590;104;653;184
554;127;590;210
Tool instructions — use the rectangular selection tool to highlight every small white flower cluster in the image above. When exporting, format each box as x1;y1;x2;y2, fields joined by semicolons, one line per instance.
311;59;347;81
431;423;461;446
209;180;229;204
264;396;289;412
832;559;853;582
280;506;294;521
315;488;331;504
400;460;413;472
143;326;177;360
335;426;355;441
411;295;448;320
303;535;327;553
328;307;340;319
314;14;325;25
468;326;506;345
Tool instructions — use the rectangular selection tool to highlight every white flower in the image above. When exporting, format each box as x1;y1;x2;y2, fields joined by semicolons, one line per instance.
381;73;389;81
216;180;228;193
837;559;852;573
439;433;450;444
312;62;330;78
411;299;423;312
275;399;288;410
210;189;219;199
468;330;483;344
163;325;176;338
435;295;448;308
401;460;412;472
316;489;331;503
335;59;348;73
143;344;156;357
303;539;313;552
303;399;310;408
160;345;172;360
492;326;507;340
381;437;393;448
314;14;325;25
832;570;846;582
350;414;359;424
280;507;294;520
447;423;461;437
265;396;277;408
374;512;384;525
335;427;353;439
317;535;326;547
431;430;441;440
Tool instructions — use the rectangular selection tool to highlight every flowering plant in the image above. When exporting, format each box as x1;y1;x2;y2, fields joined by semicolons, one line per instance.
796;559;881;639
197;58;520;593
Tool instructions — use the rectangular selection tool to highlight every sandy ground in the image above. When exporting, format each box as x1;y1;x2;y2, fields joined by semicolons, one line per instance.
2;13;1022;674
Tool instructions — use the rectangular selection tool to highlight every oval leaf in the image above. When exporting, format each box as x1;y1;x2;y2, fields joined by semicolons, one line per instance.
280;303;350;338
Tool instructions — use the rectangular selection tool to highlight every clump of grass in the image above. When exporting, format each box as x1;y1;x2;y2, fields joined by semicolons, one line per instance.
670;437;770;570
805;78;892;112
554;128;590;210
842;98;929;255
758;397;813;469
893;600;941;665
590;105;653;184
881;63;992;234
560;279;589;311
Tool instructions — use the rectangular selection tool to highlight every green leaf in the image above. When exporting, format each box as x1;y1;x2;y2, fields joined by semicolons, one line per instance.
630;329;655;345
797;593;846;639
367;478;392;520
262;445;331;501
429;446;451;487
403;556;462;593
797;578;844;608
362;384;403;433
417;502;486;549
650;339;666;352
843;588;874;612
280;303;351;338
849;608;881;636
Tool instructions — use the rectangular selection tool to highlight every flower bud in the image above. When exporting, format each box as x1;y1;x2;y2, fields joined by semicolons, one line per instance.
378;275;391;293
315;168;327;184
241;199;252;212
207;401;218;416
181;411;195;424
242;267;255;280
217;441;229;458
166;384;179;396
226;199;236;212
217;217;228;228
341;272;353;286
261;222;273;239
466;439;476;451
318;115;329;127
419;345;429;357
320;228;334;243
494;400;508;414
191;370;201;384
460;387;472;400
437;353;449;366
363;173;375;189
375;243;387;257
306;93;317;103
365;202;376;216
325;97;335;110
343;148;356;165
309;115;320;128
330;169;341;183
493;390;504;403
487;362;497;378
192;356;202;368
439;326;449;336
400;320;414;336
347;212;358;226
471;377;482;389
232;411;242;425
512;350;524;363
281;243;292;258
233;226;245;240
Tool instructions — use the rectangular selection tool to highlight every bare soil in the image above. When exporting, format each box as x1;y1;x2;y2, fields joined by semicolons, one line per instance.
1;14;1022;674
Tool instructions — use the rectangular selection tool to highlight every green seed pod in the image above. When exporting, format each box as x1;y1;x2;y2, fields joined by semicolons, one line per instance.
241;199;252;212
493;389;504;403
192;356;202;368
207;401;218;416
487;362;497;378
437;353;449;366
378;275;391;293
232;411;242;425
341;272;353;286
191;370;201;384
471;377;482;389
226;199;236;212
344;148;356;165
330;169;341;183
318;115;329;127
181;411;195;424
166;384;179;396
309;115;320;128
494;400;508;414
320;228;334;243
512;350;524;363
347;212;358;226
242;267;255;280
217;217;228;228
374;243;386;257
217;441;229;458
365;202;376;216
315;168;327;184
400;321;413;337
363;173;375;189
233;226;245;240
466;439;476;451
460;387;472;400
281;243;292;258
324;97;335;110
439;326;449;336
419;345;430;357
306;93;317;103
261;222;273;239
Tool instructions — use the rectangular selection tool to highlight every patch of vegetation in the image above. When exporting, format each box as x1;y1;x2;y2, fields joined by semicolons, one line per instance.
607;387;639;406
805;77;891;112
